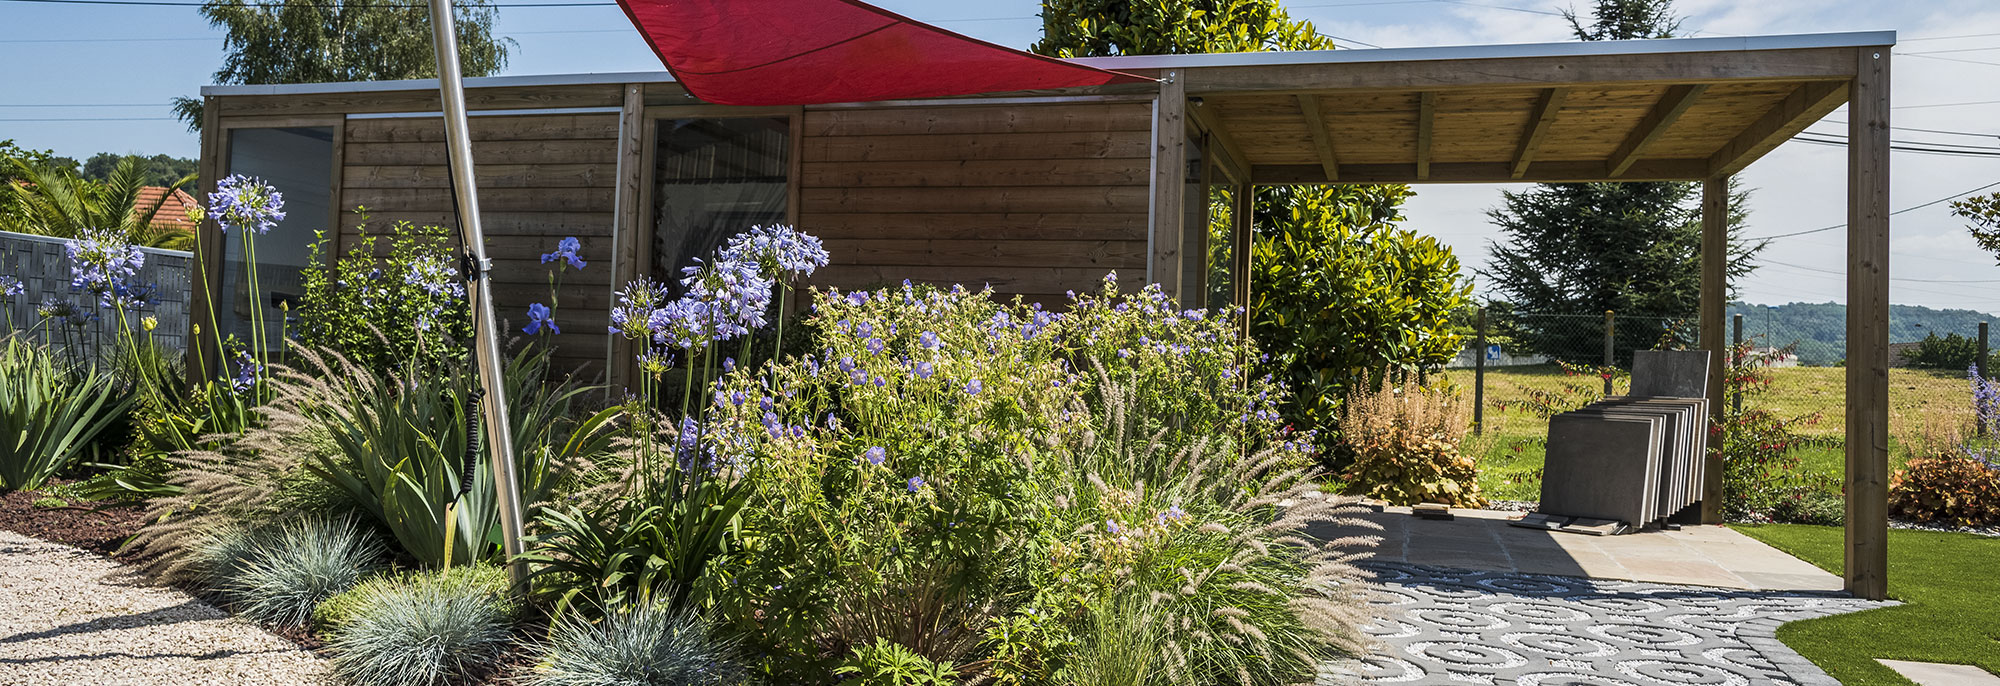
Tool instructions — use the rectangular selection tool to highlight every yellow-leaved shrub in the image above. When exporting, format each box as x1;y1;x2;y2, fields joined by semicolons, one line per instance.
1339;380;1484;507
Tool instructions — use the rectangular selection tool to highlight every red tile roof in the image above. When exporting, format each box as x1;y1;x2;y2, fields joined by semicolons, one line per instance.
132;186;199;233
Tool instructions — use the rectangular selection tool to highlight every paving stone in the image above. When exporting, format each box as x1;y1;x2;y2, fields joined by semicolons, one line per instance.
1347;561;1893;685
1877;659;2000;685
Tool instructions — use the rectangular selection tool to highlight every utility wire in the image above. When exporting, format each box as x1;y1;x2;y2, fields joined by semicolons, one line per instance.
1741;179;2000;242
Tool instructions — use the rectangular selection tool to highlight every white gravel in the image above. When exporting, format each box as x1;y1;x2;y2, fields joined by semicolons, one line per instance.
0;529;327;686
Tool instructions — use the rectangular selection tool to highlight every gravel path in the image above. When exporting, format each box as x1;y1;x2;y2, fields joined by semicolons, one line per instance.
1340;561;1895;686
0;529;326;686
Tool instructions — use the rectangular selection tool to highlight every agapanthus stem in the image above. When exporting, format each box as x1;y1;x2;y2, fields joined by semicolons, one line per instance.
242;230;268;371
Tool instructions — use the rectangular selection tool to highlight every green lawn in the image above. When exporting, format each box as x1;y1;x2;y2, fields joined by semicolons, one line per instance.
1732;524;2000;685
1445;364;1971;501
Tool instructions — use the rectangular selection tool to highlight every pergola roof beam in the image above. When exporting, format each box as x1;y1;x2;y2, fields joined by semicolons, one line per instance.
1608;84;1707;177
1296;94;1340;182
1512;87;1568;179
1708;80;1849;177
1416;91;1436;180
1252;158;1708;184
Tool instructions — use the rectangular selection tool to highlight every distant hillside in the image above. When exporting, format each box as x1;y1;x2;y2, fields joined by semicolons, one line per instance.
1724;301;2000;366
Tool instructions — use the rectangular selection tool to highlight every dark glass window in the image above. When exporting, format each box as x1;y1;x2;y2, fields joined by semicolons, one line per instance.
221;126;334;348
651;118;790;283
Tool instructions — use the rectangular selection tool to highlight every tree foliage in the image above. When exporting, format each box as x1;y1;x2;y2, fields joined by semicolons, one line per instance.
1037;0;1471;454
1953;191;2000;264
1481;0;1762;365
80;153;199;189
173;0;513;131
3;157;199;250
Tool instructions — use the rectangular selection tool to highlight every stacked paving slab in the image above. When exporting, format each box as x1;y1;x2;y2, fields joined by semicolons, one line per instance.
1520;350;1712;535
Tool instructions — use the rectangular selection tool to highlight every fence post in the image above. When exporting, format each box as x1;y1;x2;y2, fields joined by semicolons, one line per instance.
1732;313;1744;415
1603;309;1616;396
1474;307;1486;435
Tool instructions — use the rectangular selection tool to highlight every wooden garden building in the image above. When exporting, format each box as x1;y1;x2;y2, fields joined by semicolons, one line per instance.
190;30;1897;597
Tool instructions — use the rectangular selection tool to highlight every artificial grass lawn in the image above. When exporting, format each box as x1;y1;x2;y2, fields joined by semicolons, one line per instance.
1732;524;2000;685
1445;364;1968;501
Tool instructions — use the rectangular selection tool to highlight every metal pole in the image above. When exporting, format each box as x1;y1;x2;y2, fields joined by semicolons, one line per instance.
1732;313;1744;415
426;0;527;588
1473;307;1486;435
1603;309;1615;396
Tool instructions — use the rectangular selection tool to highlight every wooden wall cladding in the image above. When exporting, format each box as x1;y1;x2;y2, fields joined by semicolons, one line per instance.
332;112;621;375
798;101;1154;300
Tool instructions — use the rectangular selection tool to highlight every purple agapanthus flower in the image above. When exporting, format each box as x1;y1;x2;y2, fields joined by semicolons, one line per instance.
540;236;587;270
610;278;668;339
522;303;559;335
679;258;773;340
907;476;926;492
716;224;829;280
65;228;146;304
229;349;261;393
862;446;886;466
0;275;22;298
208;175;286;234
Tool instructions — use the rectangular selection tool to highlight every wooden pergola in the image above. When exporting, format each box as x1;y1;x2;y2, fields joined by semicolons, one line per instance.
1094;31;1894;599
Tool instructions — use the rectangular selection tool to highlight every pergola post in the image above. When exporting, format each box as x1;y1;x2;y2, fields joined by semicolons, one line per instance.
1700;176;1728;524
1150;70;1187;302
1845;47;1891;601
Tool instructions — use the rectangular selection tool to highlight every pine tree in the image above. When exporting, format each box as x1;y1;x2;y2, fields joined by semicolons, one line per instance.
171;0;513;131
1481;0;1762;365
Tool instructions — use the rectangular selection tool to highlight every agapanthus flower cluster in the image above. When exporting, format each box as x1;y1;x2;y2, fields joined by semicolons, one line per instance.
208;174;287;234
717;224;828;280
0;275;22;299
230;349;262;393
65;228;148;307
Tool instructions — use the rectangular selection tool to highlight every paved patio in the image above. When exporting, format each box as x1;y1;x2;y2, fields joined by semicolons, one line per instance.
1330;507;1844;592
1332;561;1892;686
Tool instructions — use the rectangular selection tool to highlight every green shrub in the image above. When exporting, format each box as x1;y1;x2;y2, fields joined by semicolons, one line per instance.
290;344;617;567
1719;340;1836;523
524;602;751;686
1247;203;1472;461
0;337;136;491
694;277;1369;684
315;564;514;633
835;637;958;686
1339;379;1482;506
295;218;473;378
325;565;515;686
191;516;384;628
1899;331;1991;371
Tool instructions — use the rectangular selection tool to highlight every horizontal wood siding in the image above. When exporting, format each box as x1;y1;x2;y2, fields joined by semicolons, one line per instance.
334;113;621;375
798;102;1152;298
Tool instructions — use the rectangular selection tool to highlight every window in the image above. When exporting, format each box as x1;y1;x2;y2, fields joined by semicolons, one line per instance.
219;126;335;349
651;117;790;283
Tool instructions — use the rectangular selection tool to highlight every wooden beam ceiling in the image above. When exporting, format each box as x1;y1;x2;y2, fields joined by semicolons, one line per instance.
1416;91;1436;180
1607;84;1708;177
1708;81;1850;177
1295;94;1340;182
1187;101;1251;184
1251;158;1708;184
1182;48;1856;95
1512;87;1568;179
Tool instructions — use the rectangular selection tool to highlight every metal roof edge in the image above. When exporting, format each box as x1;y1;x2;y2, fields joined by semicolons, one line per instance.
200;70;678;97
197;31;1895;98
1067;31;1897;70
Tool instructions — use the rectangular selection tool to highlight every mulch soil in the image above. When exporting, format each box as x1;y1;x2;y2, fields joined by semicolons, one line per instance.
0;482;148;556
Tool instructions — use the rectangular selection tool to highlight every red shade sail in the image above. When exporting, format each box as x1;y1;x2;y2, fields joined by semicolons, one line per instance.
614;0;1153;106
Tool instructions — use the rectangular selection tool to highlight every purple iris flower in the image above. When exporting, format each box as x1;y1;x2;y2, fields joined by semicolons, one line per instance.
541;236;587;270
522;303;559;335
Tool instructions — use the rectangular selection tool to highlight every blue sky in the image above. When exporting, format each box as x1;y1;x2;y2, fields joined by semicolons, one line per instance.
6;0;2000;315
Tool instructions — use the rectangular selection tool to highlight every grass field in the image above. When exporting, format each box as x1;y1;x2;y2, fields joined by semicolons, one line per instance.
1732;524;2000;685
1442;364;1975;502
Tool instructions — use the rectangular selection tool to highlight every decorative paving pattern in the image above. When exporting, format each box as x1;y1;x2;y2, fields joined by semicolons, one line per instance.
1342;561;1894;686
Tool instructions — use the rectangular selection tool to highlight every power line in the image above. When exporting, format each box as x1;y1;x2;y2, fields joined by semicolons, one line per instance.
1791;134;2000;158
1897;99;2000;110
1822;121;2000;140
1741;179;2000;242
1796;130;2000;152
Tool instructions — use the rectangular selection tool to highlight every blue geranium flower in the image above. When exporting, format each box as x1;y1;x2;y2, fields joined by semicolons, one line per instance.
862;446;886;466
964;378;983;396
907;476;926;493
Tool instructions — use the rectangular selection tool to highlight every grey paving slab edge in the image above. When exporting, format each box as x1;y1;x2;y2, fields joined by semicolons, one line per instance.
1331;561;1897;686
